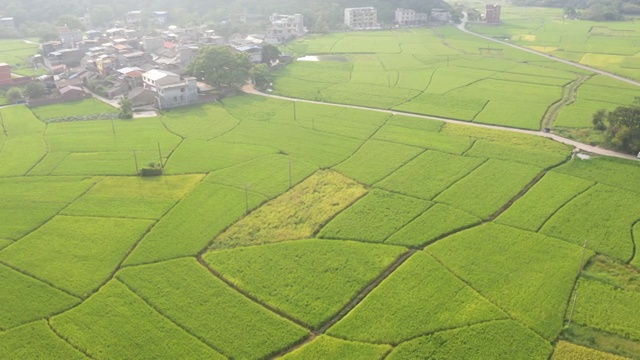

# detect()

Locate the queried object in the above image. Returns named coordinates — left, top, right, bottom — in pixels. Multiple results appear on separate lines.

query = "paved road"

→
left=457, top=16, right=640, bottom=87
left=243, top=85, right=638, bottom=161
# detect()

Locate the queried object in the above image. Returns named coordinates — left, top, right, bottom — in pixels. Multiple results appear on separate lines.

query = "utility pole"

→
left=244, top=183, right=249, bottom=214
left=133, top=150, right=139, bottom=174
left=157, top=142, right=163, bottom=168
left=0, top=112, right=5, bottom=136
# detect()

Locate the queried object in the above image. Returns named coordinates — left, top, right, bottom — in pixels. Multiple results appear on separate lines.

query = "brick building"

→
left=486, top=4, right=502, bottom=24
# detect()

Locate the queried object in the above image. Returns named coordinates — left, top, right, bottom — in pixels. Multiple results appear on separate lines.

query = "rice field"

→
left=1, top=41, right=639, bottom=358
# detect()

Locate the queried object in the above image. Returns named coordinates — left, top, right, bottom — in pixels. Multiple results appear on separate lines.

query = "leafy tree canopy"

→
left=187, top=46, right=253, bottom=89
left=593, top=98, right=640, bottom=154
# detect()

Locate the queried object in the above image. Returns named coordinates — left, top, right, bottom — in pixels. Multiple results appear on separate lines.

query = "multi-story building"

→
left=126, top=11, right=142, bottom=26
left=266, top=13, right=306, bottom=43
left=142, top=69, right=198, bottom=109
left=0, top=17, right=15, bottom=29
left=395, top=8, right=428, bottom=26
left=486, top=4, right=502, bottom=24
left=344, top=7, right=378, bottom=30
left=58, top=26, right=83, bottom=49
left=430, top=9, right=451, bottom=23
left=152, top=11, right=169, bottom=25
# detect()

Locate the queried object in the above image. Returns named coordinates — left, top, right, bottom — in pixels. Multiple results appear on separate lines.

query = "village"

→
left=0, top=5, right=489, bottom=112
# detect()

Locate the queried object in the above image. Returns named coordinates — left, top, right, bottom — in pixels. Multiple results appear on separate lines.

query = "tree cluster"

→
left=593, top=98, right=640, bottom=154
left=186, top=45, right=278, bottom=91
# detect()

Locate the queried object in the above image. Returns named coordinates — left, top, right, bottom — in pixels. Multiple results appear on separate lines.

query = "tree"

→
left=251, top=64, right=272, bottom=90
left=593, top=97, right=640, bottom=154
left=22, top=81, right=47, bottom=99
left=261, top=44, right=281, bottom=64
left=118, top=97, right=133, bottom=119
left=187, top=46, right=253, bottom=89
left=5, top=87, right=23, bottom=103
left=56, top=15, right=85, bottom=31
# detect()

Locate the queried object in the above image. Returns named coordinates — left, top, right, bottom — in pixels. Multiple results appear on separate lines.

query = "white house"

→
left=395, top=8, right=428, bottom=26
left=141, top=69, right=198, bottom=109
left=266, top=13, right=306, bottom=43
left=344, top=7, right=378, bottom=30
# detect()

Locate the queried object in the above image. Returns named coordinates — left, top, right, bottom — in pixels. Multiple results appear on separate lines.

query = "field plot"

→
left=376, top=150, right=485, bottom=199
left=387, top=320, right=553, bottom=360
left=164, top=139, right=277, bottom=174
left=496, top=172, right=594, bottom=232
left=46, top=118, right=181, bottom=153
left=118, top=258, right=307, bottom=359
left=540, top=184, right=640, bottom=261
left=216, top=118, right=363, bottom=167
left=333, top=140, right=422, bottom=185
left=280, top=335, right=391, bottom=360
left=50, top=280, right=224, bottom=359
left=124, top=182, right=266, bottom=266
left=327, top=251, right=507, bottom=343
left=552, top=341, right=629, bottom=360
left=0, top=264, right=79, bottom=329
left=273, top=27, right=582, bottom=129
left=0, top=216, right=153, bottom=297
left=553, top=157, right=640, bottom=194
left=62, top=175, right=203, bottom=220
left=161, top=103, right=239, bottom=140
left=204, top=240, right=406, bottom=328
left=286, top=104, right=390, bottom=141
left=571, top=278, right=640, bottom=341
left=211, top=170, right=366, bottom=249
left=372, top=124, right=472, bottom=154
left=30, top=99, right=117, bottom=120
left=318, top=189, right=431, bottom=243
left=0, top=321, right=85, bottom=359
left=434, top=159, right=541, bottom=219
left=0, top=106, right=46, bottom=176
left=385, top=204, right=481, bottom=248
left=426, top=223, right=587, bottom=340
left=0, top=39, right=40, bottom=74
left=465, top=138, right=569, bottom=169
left=0, top=176, right=96, bottom=240
left=205, top=154, right=318, bottom=199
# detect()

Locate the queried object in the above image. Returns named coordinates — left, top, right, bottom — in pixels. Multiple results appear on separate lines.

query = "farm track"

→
left=243, top=85, right=638, bottom=162
left=458, top=17, right=640, bottom=88
left=540, top=75, right=591, bottom=129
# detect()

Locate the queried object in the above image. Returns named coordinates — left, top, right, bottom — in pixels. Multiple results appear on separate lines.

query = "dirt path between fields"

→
left=242, top=85, right=638, bottom=161
left=457, top=16, right=640, bottom=88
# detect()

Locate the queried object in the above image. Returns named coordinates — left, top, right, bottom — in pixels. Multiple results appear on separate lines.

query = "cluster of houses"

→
left=23, top=10, right=307, bottom=110
left=344, top=7, right=452, bottom=30
left=5, top=6, right=468, bottom=110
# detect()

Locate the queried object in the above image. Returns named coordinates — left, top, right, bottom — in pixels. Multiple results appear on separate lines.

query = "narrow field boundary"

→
left=46, top=319, right=96, bottom=360
left=118, top=278, right=230, bottom=358
left=540, top=75, right=592, bottom=129
left=425, top=252, right=549, bottom=343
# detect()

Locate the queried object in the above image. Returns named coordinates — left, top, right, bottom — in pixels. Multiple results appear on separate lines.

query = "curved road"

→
left=243, top=85, right=638, bottom=161
left=457, top=15, right=640, bottom=87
